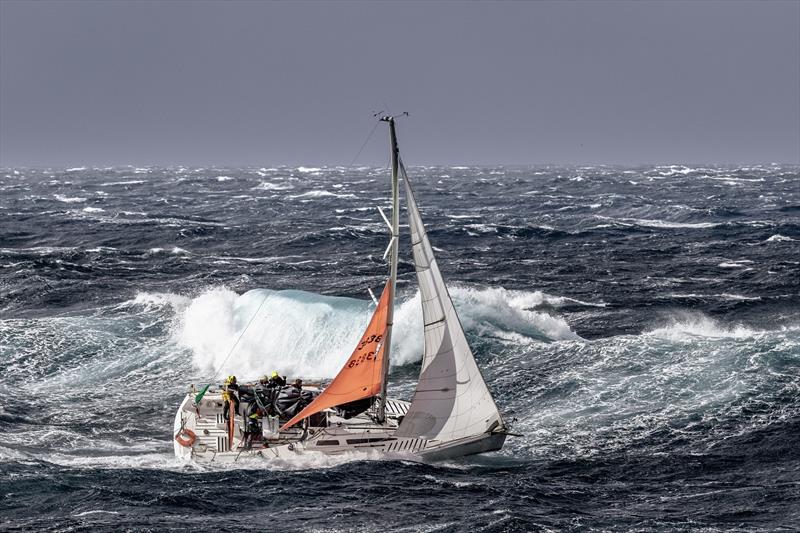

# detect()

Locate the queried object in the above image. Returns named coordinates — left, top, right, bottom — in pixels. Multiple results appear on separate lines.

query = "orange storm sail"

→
left=280, top=280, right=393, bottom=430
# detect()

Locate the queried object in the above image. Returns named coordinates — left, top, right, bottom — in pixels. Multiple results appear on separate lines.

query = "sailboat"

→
left=173, top=116, right=508, bottom=462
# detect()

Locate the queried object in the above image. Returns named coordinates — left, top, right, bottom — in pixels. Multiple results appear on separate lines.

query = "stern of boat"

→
left=173, top=393, right=196, bottom=461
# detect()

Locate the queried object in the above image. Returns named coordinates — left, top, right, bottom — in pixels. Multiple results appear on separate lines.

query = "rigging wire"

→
left=349, top=120, right=381, bottom=167
left=210, top=291, right=272, bottom=381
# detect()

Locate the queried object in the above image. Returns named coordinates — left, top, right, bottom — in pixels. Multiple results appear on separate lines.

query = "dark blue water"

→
left=1, top=164, right=799, bottom=531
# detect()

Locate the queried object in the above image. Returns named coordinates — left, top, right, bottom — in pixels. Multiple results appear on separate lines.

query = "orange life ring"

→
left=175, top=428, right=197, bottom=448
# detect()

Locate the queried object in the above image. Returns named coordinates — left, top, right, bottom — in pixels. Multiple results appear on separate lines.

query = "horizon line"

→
left=2, top=161, right=799, bottom=171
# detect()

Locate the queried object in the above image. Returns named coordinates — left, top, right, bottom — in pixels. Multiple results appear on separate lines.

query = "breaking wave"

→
left=507, top=310, right=800, bottom=459
left=170, top=284, right=581, bottom=380
left=646, top=311, right=765, bottom=340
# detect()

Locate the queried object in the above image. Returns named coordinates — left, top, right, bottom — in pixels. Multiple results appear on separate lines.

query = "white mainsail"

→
left=396, top=161, right=505, bottom=441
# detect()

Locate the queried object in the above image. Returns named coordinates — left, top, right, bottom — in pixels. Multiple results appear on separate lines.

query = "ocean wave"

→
left=655, top=165, right=699, bottom=176
left=54, top=194, right=87, bottom=203
left=252, top=181, right=293, bottom=191
left=114, top=291, right=192, bottom=312
left=595, top=215, right=721, bottom=229
left=147, top=246, right=190, bottom=255
left=667, top=293, right=761, bottom=302
left=765, top=234, right=796, bottom=243
left=718, top=261, right=753, bottom=268
left=507, top=311, right=800, bottom=460
left=646, top=312, right=762, bottom=340
left=289, top=190, right=357, bottom=199
left=98, top=180, right=146, bottom=186
left=0, top=246, right=79, bottom=256
left=170, top=284, right=580, bottom=380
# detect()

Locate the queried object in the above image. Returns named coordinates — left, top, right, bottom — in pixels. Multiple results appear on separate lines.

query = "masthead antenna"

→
left=379, top=112, right=409, bottom=122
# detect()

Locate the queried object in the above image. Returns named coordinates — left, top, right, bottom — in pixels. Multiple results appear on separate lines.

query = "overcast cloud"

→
left=1, top=0, right=798, bottom=167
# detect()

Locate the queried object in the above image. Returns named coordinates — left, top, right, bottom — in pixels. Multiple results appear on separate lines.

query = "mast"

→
left=377, top=115, right=400, bottom=423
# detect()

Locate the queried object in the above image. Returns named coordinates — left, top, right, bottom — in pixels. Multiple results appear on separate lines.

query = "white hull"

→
left=173, top=389, right=506, bottom=463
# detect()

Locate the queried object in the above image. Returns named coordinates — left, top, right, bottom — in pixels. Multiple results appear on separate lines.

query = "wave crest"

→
left=647, top=311, right=761, bottom=340
left=172, top=284, right=580, bottom=380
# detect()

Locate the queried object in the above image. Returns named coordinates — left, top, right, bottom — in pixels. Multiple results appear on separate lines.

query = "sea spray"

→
left=171, top=285, right=582, bottom=379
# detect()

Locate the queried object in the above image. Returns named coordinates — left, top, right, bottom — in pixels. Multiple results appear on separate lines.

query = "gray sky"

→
left=1, top=0, right=798, bottom=167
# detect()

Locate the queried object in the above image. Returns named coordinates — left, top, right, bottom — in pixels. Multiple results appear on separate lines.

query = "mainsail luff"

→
left=396, top=161, right=505, bottom=441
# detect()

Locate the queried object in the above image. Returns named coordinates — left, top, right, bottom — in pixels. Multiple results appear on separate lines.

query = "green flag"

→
left=194, top=383, right=211, bottom=404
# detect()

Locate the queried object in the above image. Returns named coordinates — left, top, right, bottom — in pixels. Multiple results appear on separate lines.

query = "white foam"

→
left=40, top=446, right=393, bottom=472
left=766, top=234, right=796, bottom=243
left=464, top=223, right=497, bottom=234
left=706, top=176, right=765, bottom=183
left=74, top=511, right=120, bottom=517
left=146, top=246, right=189, bottom=255
left=667, top=293, right=761, bottom=301
left=54, top=194, right=87, bottom=203
left=176, top=288, right=365, bottom=379
left=626, top=218, right=719, bottom=229
left=82, top=207, right=105, bottom=213
left=289, top=190, right=356, bottom=199
left=174, top=285, right=581, bottom=379
left=0, top=246, right=76, bottom=255
left=99, top=180, right=146, bottom=186
left=126, top=291, right=192, bottom=311
left=718, top=261, right=751, bottom=268
left=656, top=165, right=698, bottom=176
left=719, top=293, right=761, bottom=301
left=252, top=181, right=293, bottom=191
left=447, top=286, right=583, bottom=342
left=648, top=312, right=760, bottom=340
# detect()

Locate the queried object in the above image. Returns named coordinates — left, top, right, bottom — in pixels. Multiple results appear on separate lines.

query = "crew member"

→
left=243, top=404, right=264, bottom=449
left=268, top=371, right=286, bottom=387
left=221, top=375, right=240, bottom=421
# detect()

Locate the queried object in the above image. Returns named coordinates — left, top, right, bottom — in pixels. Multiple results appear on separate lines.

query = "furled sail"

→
left=396, top=163, right=504, bottom=441
left=280, top=280, right=392, bottom=430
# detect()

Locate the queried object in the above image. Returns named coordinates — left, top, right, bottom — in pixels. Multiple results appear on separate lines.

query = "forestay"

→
left=396, top=162, right=504, bottom=441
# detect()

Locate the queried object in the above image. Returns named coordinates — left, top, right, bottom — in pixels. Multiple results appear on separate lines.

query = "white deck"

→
left=173, top=387, right=505, bottom=463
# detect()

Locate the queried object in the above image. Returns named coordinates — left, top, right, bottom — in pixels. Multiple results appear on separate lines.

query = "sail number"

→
left=348, top=334, right=383, bottom=367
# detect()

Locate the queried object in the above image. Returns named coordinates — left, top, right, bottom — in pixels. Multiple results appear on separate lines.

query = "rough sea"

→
left=1, top=163, right=798, bottom=532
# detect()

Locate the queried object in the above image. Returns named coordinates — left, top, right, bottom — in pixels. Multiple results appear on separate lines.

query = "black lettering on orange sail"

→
left=359, top=335, right=383, bottom=350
